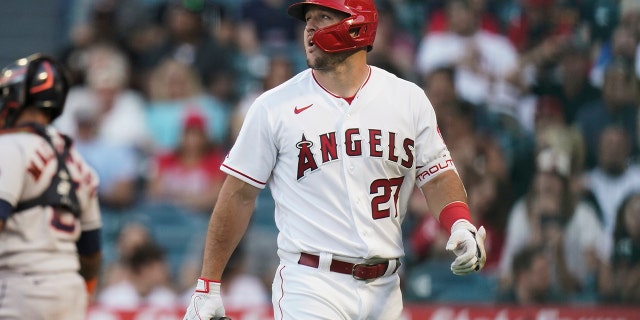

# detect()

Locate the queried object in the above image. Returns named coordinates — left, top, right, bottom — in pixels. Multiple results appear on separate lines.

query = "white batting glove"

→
left=184, top=278, right=226, bottom=320
left=445, top=219, right=487, bottom=275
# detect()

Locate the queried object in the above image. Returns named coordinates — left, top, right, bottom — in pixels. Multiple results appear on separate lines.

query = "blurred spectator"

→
left=424, top=0, right=501, bottom=35
left=610, top=191, right=640, bottom=304
left=98, top=242, right=177, bottom=310
left=415, top=0, right=518, bottom=110
left=532, top=99, right=587, bottom=169
left=143, top=0, right=235, bottom=94
left=504, top=0, right=587, bottom=126
left=58, top=0, right=132, bottom=86
left=202, top=4, right=245, bottom=105
left=231, top=18, right=266, bottom=94
left=431, top=96, right=508, bottom=186
left=368, top=2, right=417, bottom=81
left=232, top=0, right=299, bottom=99
left=421, top=66, right=457, bottom=115
left=238, top=0, right=299, bottom=50
left=583, top=126, right=640, bottom=257
left=101, top=222, right=154, bottom=288
left=528, top=43, right=601, bottom=126
left=121, top=3, right=170, bottom=91
left=535, top=123, right=586, bottom=198
left=585, top=0, right=620, bottom=45
left=145, top=111, right=226, bottom=213
left=505, top=0, right=576, bottom=54
left=531, top=96, right=568, bottom=134
left=497, top=245, right=565, bottom=304
left=73, top=107, right=139, bottom=210
left=54, top=44, right=151, bottom=151
left=145, top=58, right=229, bottom=151
left=498, top=148, right=609, bottom=301
left=620, top=0, right=640, bottom=33
left=590, top=25, right=639, bottom=88
left=575, top=59, right=640, bottom=169
left=618, top=0, right=640, bottom=82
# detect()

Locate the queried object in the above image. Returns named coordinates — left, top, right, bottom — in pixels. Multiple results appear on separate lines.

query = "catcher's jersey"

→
left=0, top=126, right=101, bottom=274
left=222, top=66, right=455, bottom=259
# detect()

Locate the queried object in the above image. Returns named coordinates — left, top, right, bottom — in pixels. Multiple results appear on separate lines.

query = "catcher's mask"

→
left=0, top=53, right=69, bottom=128
left=287, top=0, right=378, bottom=53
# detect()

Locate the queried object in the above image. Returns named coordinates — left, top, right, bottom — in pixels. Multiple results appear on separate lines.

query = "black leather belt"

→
left=298, top=253, right=400, bottom=280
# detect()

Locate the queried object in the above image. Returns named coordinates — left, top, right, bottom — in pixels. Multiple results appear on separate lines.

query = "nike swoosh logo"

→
left=294, top=104, right=313, bottom=114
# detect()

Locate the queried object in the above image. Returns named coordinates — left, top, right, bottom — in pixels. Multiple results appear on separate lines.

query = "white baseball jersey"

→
left=0, top=126, right=101, bottom=274
left=222, top=66, right=455, bottom=260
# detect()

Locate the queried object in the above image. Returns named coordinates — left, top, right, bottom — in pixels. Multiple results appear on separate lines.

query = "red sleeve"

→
left=506, top=16, right=529, bottom=52
left=480, top=14, right=501, bottom=34
left=204, top=151, right=227, bottom=181
left=478, top=224, right=504, bottom=272
left=426, top=10, right=448, bottom=33
left=410, top=214, right=447, bottom=261
left=149, top=153, right=176, bottom=178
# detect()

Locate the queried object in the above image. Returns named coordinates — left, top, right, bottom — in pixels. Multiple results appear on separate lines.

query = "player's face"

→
left=303, top=6, right=351, bottom=70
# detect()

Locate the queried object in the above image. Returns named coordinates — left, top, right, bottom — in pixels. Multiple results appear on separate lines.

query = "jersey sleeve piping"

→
left=220, top=164, right=267, bottom=189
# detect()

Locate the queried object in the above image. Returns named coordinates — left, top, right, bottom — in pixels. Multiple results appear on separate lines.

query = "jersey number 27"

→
left=370, top=177, right=404, bottom=220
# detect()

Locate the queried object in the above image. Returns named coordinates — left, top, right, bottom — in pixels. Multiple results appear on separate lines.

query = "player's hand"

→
left=445, top=220, right=486, bottom=275
left=183, top=278, right=226, bottom=320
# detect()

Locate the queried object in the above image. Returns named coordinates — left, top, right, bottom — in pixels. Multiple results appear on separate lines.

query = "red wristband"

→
left=439, top=201, right=472, bottom=233
left=196, top=278, right=221, bottom=293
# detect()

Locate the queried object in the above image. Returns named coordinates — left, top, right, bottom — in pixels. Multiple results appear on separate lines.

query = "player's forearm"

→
left=420, top=170, right=468, bottom=220
left=79, top=252, right=102, bottom=280
left=200, top=176, right=259, bottom=281
left=0, top=199, right=13, bottom=232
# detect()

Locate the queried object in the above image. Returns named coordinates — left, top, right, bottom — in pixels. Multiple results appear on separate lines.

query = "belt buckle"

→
left=351, top=262, right=374, bottom=280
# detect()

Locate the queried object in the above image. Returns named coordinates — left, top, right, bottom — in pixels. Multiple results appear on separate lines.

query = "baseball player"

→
left=0, top=54, right=102, bottom=320
left=184, top=1, right=487, bottom=319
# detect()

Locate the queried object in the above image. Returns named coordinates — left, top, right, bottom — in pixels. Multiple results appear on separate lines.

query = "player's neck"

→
left=15, top=109, right=50, bottom=127
left=313, top=54, right=370, bottom=98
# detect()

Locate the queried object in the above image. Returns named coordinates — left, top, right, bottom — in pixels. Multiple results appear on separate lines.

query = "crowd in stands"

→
left=48, top=0, right=640, bottom=311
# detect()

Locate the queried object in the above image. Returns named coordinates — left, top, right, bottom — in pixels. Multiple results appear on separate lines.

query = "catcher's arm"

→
left=77, top=228, right=102, bottom=294
left=0, top=199, right=13, bottom=232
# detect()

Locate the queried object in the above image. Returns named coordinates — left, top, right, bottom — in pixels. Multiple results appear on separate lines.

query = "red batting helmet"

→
left=0, top=53, right=69, bottom=128
left=287, top=0, right=378, bottom=53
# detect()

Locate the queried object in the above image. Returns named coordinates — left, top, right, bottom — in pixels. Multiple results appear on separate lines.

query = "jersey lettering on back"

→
left=10, top=124, right=82, bottom=217
left=26, top=148, right=55, bottom=181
